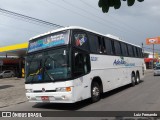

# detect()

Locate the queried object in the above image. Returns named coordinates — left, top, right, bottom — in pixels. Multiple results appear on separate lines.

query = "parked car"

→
left=0, top=70, right=15, bottom=79
left=154, top=66, right=160, bottom=76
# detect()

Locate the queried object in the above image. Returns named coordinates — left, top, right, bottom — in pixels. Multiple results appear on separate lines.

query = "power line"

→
left=0, top=8, right=64, bottom=28
left=44, top=0, right=106, bottom=27
left=79, top=0, right=137, bottom=30
left=62, top=0, right=114, bottom=25
left=0, top=13, right=51, bottom=29
left=0, top=22, right=39, bottom=33
left=79, top=0, right=147, bottom=36
left=51, top=0, right=145, bottom=40
left=44, top=0, right=124, bottom=35
left=62, top=0, right=135, bottom=34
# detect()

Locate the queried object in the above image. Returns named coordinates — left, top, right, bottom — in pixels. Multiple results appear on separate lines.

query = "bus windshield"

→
left=25, top=47, right=71, bottom=83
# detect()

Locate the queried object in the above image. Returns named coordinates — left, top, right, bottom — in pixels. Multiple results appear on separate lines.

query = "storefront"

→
left=0, top=42, right=28, bottom=78
left=144, top=58, right=158, bottom=69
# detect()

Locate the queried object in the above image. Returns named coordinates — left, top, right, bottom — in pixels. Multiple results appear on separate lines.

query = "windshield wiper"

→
left=26, top=58, right=43, bottom=83
left=43, top=56, right=55, bottom=81
left=43, top=68, right=54, bottom=81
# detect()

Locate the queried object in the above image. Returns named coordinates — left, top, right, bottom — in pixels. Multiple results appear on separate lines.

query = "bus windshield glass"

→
left=25, top=47, right=71, bottom=83
left=28, top=30, right=69, bottom=53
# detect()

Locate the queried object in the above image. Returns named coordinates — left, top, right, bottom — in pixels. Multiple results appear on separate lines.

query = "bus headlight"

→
left=26, top=89, right=33, bottom=93
left=56, top=87, right=71, bottom=92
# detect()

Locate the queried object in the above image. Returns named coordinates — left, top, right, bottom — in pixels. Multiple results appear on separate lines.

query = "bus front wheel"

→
left=91, top=82, right=100, bottom=102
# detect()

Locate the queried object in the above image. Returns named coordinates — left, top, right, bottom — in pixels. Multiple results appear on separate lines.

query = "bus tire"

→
left=91, top=82, right=100, bottom=102
left=131, top=74, right=136, bottom=87
left=135, top=72, right=140, bottom=85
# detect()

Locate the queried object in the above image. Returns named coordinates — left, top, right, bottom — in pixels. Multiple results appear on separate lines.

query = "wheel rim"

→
left=132, top=76, right=135, bottom=83
left=136, top=76, right=139, bottom=83
left=92, top=86, right=100, bottom=98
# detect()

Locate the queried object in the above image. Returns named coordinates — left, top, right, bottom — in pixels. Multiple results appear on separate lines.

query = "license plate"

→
left=41, top=96, right=49, bottom=101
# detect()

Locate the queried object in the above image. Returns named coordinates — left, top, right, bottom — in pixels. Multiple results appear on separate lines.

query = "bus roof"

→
left=29, top=26, right=141, bottom=48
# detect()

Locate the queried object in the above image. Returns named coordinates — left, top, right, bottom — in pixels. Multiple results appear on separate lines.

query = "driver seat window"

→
left=73, top=51, right=90, bottom=77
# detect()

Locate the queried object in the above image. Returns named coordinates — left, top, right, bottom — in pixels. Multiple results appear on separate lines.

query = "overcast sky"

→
left=0, top=0, right=160, bottom=52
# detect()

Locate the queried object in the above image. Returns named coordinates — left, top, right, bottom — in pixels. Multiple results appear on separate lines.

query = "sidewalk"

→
left=145, top=69, right=153, bottom=74
left=0, top=77, right=27, bottom=108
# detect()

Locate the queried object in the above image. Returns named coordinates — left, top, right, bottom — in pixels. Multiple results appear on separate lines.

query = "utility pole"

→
left=153, top=44, right=155, bottom=69
left=146, top=37, right=160, bottom=69
left=142, top=43, right=144, bottom=57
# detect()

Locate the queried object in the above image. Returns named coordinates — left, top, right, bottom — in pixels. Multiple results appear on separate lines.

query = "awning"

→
left=0, top=42, right=28, bottom=57
left=144, top=58, right=158, bottom=62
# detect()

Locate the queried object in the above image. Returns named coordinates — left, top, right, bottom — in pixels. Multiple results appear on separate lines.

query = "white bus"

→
left=25, top=26, right=144, bottom=103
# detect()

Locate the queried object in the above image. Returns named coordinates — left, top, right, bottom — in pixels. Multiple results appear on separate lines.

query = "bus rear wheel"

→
left=91, top=82, right=100, bottom=102
left=135, top=73, right=140, bottom=85
left=131, top=74, right=136, bottom=87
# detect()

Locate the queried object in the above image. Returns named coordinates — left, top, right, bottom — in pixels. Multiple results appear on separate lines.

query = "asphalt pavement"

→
left=0, top=77, right=27, bottom=108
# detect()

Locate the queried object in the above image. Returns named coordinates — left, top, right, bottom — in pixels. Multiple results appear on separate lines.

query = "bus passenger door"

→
left=72, top=49, right=91, bottom=100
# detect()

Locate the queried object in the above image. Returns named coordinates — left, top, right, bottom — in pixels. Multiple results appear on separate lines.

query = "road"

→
left=0, top=72, right=160, bottom=120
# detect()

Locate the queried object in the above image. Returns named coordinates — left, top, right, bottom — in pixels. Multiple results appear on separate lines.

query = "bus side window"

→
left=121, top=43, right=128, bottom=57
left=88, top=34, right=100, bottom=54
left=132, top=46, right=135, bottom=57
left=137, top=48, right=143, bottom=58
left=102, top=38, right=107, bottom=54
left=111, top=40, right=116, bottom=55
left=104, top=37, right=114, bottom=55
left=133, top=46, right=138, bottom=57
left=136, top=47, right=139, bottom=58
left=128, top=45, right=134, bottom=57
left=73, top=50, right=91, bottom=77
left=114, top=41, right=122, bottom=56
left=137, top=47, right=141, bottom=58
left=97, top=36, right=103, bottom=53
left=140, top=48, right=143, bottom=58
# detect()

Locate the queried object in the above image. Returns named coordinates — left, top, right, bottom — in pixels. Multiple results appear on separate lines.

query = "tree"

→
left=98, top=0, right=144, bottom=13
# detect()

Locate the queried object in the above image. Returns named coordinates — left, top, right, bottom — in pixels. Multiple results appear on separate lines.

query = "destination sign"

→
left=28, top=31, right=69, bottom=53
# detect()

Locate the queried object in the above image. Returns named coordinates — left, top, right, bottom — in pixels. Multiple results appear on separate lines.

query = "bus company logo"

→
left=113, top=57, right=135, bottom=67
left=113, top=59, right=126, bottom=66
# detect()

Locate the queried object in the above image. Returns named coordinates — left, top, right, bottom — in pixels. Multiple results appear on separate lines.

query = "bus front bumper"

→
left=26, top=92, right=75, bottom=103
